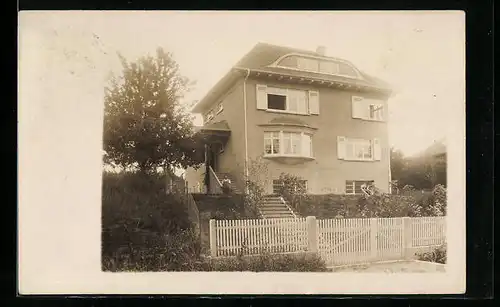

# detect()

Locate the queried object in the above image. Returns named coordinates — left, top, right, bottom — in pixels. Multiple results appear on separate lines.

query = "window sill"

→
left=340, top=158, right=377, bottom=162
left=352, top=117, right=385, bottom=123
left=264, top=155, right=315, bottom=165
left=263, top=109, right=311, bottom=116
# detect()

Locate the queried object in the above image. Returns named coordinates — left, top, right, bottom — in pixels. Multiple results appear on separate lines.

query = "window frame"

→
left=345, top=138, right=374, bottom=161
left=263, top=131, right=313, bottom=158
left=345, top=180, right=375, bottom=195
left=265, top=87, right=309, bottom=115
left=271, top=53, right=363, bottom=80
left=352, top=96, right=386, bottom=122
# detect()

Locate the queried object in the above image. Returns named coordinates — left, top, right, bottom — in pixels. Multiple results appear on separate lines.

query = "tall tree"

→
left=103, top=47, right=204, bottom=173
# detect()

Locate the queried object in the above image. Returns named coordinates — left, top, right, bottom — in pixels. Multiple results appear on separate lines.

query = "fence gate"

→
left=317, top=218, right=405, bottom=267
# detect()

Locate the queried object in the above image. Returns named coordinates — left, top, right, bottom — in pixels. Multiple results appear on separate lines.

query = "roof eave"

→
left=234, top=67, right=392, bottom=95
left=191, top=69, right=242, bottom=113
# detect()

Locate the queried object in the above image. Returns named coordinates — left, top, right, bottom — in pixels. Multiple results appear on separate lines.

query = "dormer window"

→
left=273, top=53, right=361, bottom=79
left=297, top=57, right=319, bottom=72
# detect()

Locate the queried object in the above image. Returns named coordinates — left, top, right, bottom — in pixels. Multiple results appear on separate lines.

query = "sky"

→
left=19, top=11, right=464, bottom=156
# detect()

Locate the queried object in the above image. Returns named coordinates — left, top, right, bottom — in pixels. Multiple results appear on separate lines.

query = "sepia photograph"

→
left=18, top=10, right=466, bottom=294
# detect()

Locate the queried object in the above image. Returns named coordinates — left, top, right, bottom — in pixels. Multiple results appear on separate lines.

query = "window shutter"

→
left=256, top=84, right=268, bottom=110
left=302, top=134, right=312, bottom=157
left=352, top=96, right=365, bottom=119
left=308, top=90, right=320, bottom=115
left=373, top=138, right=381, bottom=161
left=337, top=136, right=346, bottom=159
left=377, top=104, right=385, bottom=121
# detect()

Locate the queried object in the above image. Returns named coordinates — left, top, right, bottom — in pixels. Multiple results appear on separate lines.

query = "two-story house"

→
left=185, top=42, right=392, bottom=196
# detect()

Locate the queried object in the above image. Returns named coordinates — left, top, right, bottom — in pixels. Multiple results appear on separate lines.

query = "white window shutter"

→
left=378, top=104, right=385, bottom=121
left=308, top=90, right=320, bottom=115
left=337, top=136, right=346, bottom=159
left=373, top=138, right=381, bottom=161
left=256, top=84, right=268, bottom=110
left=302, top=134, right=312, bottom=157
left=352, top=96, right=364, bottom=119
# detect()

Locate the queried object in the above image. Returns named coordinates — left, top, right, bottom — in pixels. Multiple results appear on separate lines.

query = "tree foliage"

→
left=103, top=47, right=204, bottom=173
left=390, top=147, right=446, bottom=191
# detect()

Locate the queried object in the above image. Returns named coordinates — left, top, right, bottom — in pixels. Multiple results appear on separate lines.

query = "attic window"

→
left=275, top=54, right=360, bottom=79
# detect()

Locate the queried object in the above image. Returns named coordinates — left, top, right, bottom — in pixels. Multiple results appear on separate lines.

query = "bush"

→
left=417, top=184, right=447, bottom=216
left=243, top=180, right=264, bottom=218
left=355, top=193, right=422, bottom=218
left=102, top=229, right=203, bottom=271
left=416, top=244, right=447, bottom=264
left=274, top=173, right=307, bottom=211
left=192, top=194, right=258, bottom=219
left=198, top=252, right=328, bottom=272
left=102, top=171, right=199, bottom=271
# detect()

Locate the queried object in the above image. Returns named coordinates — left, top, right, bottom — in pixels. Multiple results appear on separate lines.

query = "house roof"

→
left=192, top=42, right=391, bottom=113
left=234, top=43, right=390, bottom=89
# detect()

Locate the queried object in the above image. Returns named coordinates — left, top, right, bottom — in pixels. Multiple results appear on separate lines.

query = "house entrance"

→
left=207, top=143, right=223, bottom=172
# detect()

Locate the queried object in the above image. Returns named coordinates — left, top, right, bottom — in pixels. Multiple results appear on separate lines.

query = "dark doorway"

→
left=208, top=144, right=219, bottom=172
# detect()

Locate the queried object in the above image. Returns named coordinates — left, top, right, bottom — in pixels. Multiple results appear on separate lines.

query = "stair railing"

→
left=279, top=196, right=297, bottom=219
left=208, top=166, right=223, bottom=194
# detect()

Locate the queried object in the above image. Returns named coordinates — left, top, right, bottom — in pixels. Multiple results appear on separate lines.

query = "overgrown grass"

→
left=198, top=252, right=328, bottom=272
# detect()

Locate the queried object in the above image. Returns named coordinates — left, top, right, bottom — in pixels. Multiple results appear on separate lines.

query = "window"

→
left=339, top=63, right=358, bottom=78
left=264, top=131, right=313, bottom=158
left=267, top=94, right=287, bottom=111
left=267, top=87, right=307, bottom=114
left=345, top=180, right=374, bottom=195
left=276, top=55, right=360, bottom=79
left=319, top=61, right=339, bottom=75
left=257, top=85, right=313, bottom=115
left=205, top=111, right=214, bottom=123
left=297, top=57, right=319, bottom=72
left=264, top=132, right=280, bottom=155
left=216, top=102, right=223, bottom=114
left=272, top=179, right=307, bottom=194
left=352, top=96, right=385, bottom=121
left=369, top=104, right=384, bottom=121
left=338, top=137, right=381, bottom=161
left=346, top=139, right=373, bottom=160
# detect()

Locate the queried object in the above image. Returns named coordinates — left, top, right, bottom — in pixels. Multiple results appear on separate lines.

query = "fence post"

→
left=402, top=217, right=412, bottom=259
left=209, top=219, right=217, bottom=257
left=306, top=216, right=318, bottom=253
left=370, top=218, right=378, bottom=259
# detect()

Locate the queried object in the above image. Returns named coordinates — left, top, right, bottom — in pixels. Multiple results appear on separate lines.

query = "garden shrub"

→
left=102, top=171, right=199, bottom=271
left=417, top=184, right=447, bottom=216
left=198, top=252, right=328, bottom=272
left=102, top=228, right=203, bottom=272
left=416, top=243, right=447, bottom=264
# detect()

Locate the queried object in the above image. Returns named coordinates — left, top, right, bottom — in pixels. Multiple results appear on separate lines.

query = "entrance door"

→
left=208, top=145, right=219, bottom=172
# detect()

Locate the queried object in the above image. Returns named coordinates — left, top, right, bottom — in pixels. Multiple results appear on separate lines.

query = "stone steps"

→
left=258, top=195, right=296, bottom=219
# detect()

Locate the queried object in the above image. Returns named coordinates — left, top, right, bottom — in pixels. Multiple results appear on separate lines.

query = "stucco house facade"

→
left=185, top=43, right=393, bottom=195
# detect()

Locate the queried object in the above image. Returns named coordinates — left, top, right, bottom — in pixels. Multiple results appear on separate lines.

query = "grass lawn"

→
left=330, top=260, right=445, bottom=273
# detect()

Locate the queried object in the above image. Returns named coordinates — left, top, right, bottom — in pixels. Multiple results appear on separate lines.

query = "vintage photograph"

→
left=100, top=12, right=455, bottom=273
left=18, top=10, right=465, bottom=294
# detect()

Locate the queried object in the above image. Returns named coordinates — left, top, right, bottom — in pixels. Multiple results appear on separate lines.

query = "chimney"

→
left=316, top=46, right=326, bottom=56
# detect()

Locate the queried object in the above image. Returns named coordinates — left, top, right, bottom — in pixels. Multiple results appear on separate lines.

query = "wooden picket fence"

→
left=209, top=216, right=446, bottom=266
left=209, top=218, right=308, bottom=256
